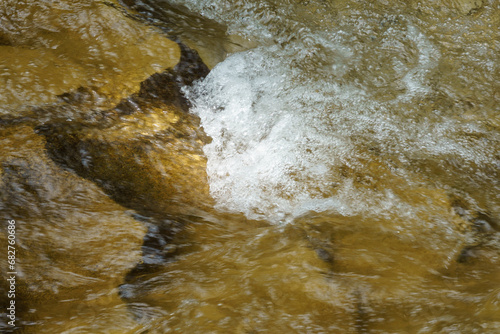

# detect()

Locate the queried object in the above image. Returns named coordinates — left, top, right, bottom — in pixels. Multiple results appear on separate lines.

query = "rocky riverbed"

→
left=1, top=0, right=499, bottom=333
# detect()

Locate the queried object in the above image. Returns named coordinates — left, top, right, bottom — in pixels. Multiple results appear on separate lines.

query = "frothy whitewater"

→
left=181, top=0, right=499, bottom=223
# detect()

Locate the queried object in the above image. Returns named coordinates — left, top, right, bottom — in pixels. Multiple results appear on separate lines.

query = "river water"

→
left=1, top=0, right=499, bottom=333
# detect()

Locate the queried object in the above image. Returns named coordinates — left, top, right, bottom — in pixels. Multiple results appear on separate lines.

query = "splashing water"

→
left=182, top=0, right=499, bottom=224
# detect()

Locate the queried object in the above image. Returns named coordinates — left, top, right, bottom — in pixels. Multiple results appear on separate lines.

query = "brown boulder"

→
left=0, top=125, right=146, bottom=333
left=0, top=0, right=180, bottom=110
left=38, top=45, right=213, bottom=220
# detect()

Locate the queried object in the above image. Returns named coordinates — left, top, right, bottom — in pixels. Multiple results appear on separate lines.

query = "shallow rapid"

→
left=182, top=0, right=499, bottom=225
left=0, top=0, right=499, bottom=333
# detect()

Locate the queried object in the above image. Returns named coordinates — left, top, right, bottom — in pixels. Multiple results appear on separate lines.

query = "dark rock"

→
left=115, top=43, right=210, bottom=113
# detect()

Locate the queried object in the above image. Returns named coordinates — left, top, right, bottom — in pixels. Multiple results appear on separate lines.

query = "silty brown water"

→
left=0, top=0, right=499, bottom=333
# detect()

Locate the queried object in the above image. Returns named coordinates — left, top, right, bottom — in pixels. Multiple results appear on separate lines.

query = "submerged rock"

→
left=119, top=0, right=249, bottom=68
left=0, top=2, right=214, bottom=330
left=38, top=44, right=212, bottom=219
left=0, top=125, right=146, bottom=333
left=0, top=0, right=180, bottom=111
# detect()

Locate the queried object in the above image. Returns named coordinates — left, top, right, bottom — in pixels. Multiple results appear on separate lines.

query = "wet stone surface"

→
left=0, top=125, right=146, bottom=333
left=37, top=44, right=212, bottom=220
left=0, top=0, right=499, bottom=333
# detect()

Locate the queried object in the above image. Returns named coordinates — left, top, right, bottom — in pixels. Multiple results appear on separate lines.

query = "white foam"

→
left=181, top=0, right=499, bottom=223
left=186, top=47, right=414, bottom=223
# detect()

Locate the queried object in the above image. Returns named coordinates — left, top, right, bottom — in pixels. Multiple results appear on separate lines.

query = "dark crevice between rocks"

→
left=128, top=212, right=186, bottom=267
left=35, top=42, right=212, bottom=311
left=114, top=43, right=209, bottom=115
left=0, top=41, right=210, bottom=128
left=118, top=213, right=202, bottom=318
left=36, top=42, right=210, bottom=206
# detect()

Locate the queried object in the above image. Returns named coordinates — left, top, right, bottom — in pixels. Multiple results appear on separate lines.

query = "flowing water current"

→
left=0, top=0, right=499, bottom=333
left=182, top=0, right=499, bottom=224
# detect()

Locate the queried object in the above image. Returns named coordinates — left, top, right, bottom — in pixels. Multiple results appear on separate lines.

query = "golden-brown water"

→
left=0, top=0, right=499, bottom=333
